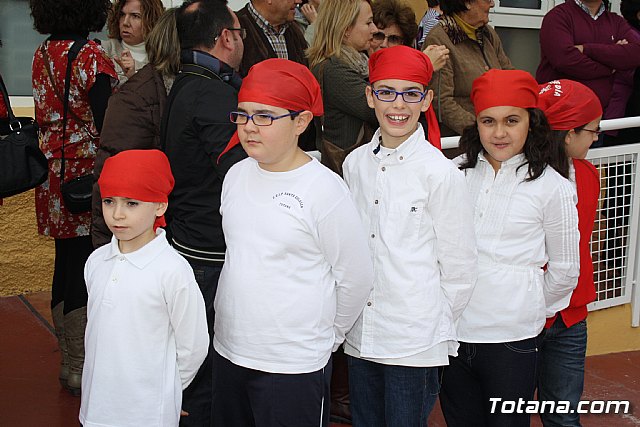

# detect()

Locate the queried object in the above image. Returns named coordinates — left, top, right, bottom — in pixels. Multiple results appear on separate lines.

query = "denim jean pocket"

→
left=503, top=338, right=538, bottom=354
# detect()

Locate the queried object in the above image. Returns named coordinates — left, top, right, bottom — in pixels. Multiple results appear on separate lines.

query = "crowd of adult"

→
left=14, top=0, right=640, bottom=425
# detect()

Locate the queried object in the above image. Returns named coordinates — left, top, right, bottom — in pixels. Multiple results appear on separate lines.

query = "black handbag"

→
left=52, top=38, right=93, bottom=214
left=0, top=75, right=48, bottom=198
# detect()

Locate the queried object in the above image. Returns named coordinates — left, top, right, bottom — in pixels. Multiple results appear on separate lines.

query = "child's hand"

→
left=180, top=409, right=189, bottom=417
left=114, top=49, right=136, bottom=79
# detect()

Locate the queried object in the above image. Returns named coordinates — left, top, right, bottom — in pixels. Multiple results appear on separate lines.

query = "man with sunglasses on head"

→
left=160, top=0, right=246, bottom=425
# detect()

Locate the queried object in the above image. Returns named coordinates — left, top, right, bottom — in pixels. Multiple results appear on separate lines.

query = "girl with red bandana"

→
left=537, top=79, right=603, bottom=427
left=440, top=69, right=580, bottom=427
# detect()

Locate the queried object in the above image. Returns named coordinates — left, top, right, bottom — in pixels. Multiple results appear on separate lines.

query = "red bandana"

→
left=219, top=59, right=323, bottom=160
left=368, top=45, right=441, bottom=149
left=98, top=149, right=174, bottom=230
left=471, top=69, right=539, bottom=115
left=538, top=80, right=602, bottom=131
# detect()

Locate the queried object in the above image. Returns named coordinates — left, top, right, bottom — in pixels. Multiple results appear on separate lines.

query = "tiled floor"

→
left=1, top=292, right=639, bottom=426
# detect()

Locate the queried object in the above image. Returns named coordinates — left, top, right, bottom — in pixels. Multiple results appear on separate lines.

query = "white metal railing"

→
left=441, top=116, right=640, bottom=327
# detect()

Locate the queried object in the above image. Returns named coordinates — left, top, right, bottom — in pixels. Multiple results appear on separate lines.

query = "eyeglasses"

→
left=580, top=127, right=602, bottom=136
left=372, top=32, right=404, bottom=46
left=371, top=88, right=427, bottom=103
left=230, top=110, right=303, bottom=126
left=226, top=27, right=247, bottom=40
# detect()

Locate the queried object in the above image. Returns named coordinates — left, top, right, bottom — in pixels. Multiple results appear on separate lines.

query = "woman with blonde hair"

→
left=307, top=0, right=379, bottom=173
left=102, top=0, right=165, bottom=85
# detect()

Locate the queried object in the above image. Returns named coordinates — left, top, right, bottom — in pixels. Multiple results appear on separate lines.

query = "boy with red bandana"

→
left=81, top=150, right=208, bottom=427
left=342, top=45, right=477, bottom=425
left=212, top=59, right=373, bottom=427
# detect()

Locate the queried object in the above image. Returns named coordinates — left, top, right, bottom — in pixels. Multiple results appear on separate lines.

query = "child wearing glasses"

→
left=212, top=58, right=374, bottom=427
left=536, top=79, right=602, bottom=427
left=342, top=45, right=478, bottom=425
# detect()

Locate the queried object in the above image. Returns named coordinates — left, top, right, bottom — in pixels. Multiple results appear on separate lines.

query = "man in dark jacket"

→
left=236, top=0, right=308, bottom=77
left=160, top=1, right=246, bottom=425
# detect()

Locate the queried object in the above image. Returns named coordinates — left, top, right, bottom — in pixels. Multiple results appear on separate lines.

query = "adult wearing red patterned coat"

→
left=29, top=0, right=117, bottom=396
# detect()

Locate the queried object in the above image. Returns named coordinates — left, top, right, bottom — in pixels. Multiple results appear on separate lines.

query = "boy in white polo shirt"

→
left=80, top=149, right=208, bottom=427
left=342, top=45, right=478, bottom=426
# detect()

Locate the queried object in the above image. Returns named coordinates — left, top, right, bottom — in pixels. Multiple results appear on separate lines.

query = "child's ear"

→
left=294, top=111, right=314, bottom=136
left=365, top=86, right=376, bottom=109
left=155, top=202, right=168, bottom=217
left=421, top=89, right=434, bottom=113
left=565, top=129, right=576, bottom=146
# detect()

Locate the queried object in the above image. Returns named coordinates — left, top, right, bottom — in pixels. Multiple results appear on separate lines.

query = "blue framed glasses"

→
left=371, top=88, right=427, bottom=103
left=229, top=110, right=303, bottom=126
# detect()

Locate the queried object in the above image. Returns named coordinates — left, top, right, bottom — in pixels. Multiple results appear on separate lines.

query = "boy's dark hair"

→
left=30, top=0, right=111, bottom=34
left=621, top=0, right=640, bottom=29
left=373, top=0, right=418, bottom=47
left=176, top=0, right=233, bottom=51
left=107, top=0, right=166, bottom=40
left=427, top=0, right=440, bottom=7
left=439, top=0, right=471, bottom=16
left=458, top=108, right=570, bottom=181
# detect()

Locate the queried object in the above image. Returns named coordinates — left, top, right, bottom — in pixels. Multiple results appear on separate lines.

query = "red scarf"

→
left=546, top=159, right=599, bottom=328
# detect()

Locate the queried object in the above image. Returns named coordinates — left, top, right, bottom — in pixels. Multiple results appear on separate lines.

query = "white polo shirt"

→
left=81, top=229, right=209, bottom=427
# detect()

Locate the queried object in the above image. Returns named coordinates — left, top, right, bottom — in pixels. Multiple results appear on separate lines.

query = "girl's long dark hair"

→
left=458, top=108, right=569, bottom=181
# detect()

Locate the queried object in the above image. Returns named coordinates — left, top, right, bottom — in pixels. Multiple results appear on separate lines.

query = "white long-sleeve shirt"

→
left=81, top=229, right=209, bottom=427
left=214, top=157, right=374, bottom=374
left=342, top=126, right=478, bottom=361
left=456, top=153, right=580, bottom=343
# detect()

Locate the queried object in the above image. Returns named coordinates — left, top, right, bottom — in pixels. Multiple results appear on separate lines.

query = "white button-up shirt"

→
left=456, top=153, right=580, bottom=343
left=81, top=229, right=209, bottom=427
left=343, top=126, right=478, bottom=360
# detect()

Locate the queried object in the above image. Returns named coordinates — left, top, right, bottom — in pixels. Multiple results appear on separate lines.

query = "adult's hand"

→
left=114, top=49, right=135, bottom=79
left=301, top=3, right=318, bottom=24
left=423, top=44, right=450, bottom=71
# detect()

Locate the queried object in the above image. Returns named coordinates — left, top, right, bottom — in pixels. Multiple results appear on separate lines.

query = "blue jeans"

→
left=180, top=262, right=222, bottom=427
left=347, top=356, right=440, bottom=427
left=538, top=317, right=587, bottom=427
left=440, top=338, right=539, bottom=427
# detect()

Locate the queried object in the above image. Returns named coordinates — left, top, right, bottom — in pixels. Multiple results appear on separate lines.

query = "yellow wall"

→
left=1, top=106, right=54, bottom=297
left=587, top=305, right=640, bottom=356
left=406, top=0, right=428, bottom=20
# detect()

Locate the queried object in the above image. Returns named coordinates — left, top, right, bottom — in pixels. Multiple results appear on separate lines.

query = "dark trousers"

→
left=347, top=356, right=440, bottom=427
left=212, top=350, right=332, bottom=427
left=179, top=262, right=221, bottom=427
left=440, top=338, right=539, bottom=427
left=538, top=317, right=587, bottom=427
left=51, top=236, right=92, bottom=313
